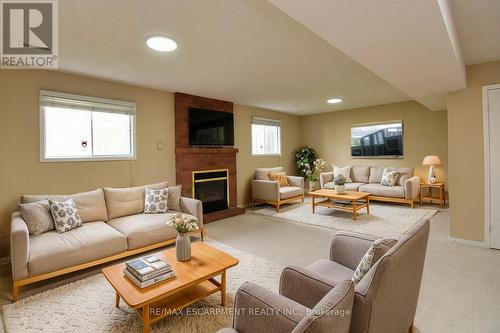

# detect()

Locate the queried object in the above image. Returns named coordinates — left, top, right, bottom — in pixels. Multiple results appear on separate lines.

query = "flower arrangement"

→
left=167, top=213, right=199, bottom=234
left=305, top=158, right=327, bottom=182
left=334, top=175, right=347, bottom=186
left=294, top=147, right=317, bottom=178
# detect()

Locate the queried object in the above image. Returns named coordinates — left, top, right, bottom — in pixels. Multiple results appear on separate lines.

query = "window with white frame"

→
left=251, top=117, right=281, bottom=156
left=40, top=91, right=136, bottom=161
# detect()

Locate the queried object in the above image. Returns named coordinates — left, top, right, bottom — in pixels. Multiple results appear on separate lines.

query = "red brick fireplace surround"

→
left=175, top=92, right=245, bottom=223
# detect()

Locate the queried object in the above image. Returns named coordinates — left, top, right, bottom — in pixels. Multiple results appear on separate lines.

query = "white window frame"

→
left=39, top=90, right=137, bottom=162
left=251, top=116, right=282, bottom=156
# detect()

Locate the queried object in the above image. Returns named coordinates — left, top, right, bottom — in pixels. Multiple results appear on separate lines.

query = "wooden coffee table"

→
left=102, top=242, right=239, bottom=333
left=309, top=189, right=371, bottom=220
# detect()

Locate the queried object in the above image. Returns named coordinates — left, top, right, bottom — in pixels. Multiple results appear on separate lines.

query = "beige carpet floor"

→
left=2, top=240, right=283, bottom=333
left=250, top=201, right=437, bottom=239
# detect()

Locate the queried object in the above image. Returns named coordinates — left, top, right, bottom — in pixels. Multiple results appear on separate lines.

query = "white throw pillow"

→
left=49, top=199, right=83, bottom=233
left=144, top=187, right=169, bottom=214
left=333, top=165, right=352, bottom=183
left=352, top=239, right=397, bottom=284
left=380, top=168, right=400, bottom=187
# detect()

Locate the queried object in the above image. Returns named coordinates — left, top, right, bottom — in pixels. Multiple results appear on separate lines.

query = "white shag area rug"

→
left=2, top=240, right=284, bottom=333
left=251, top=202, right=437, bottom=239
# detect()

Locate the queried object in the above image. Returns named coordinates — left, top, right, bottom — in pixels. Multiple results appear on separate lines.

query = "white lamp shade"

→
left=423, top=155, right=441, bottom=166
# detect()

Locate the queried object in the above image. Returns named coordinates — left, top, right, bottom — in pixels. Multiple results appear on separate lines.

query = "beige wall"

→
left=0, top=70, right=177, bottom=256
left=447, top=61, right=500, bottom=241
left=300, top=101, right=448, bottom=188
left=0, top=70, right=301, bottom=256
left=234, top=105, right=302, bottom=205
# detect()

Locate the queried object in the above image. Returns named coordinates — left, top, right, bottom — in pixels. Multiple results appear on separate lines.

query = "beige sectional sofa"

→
left=320, top=166, right=420, bottom=207
left=10, top=181, right=203, bottom=301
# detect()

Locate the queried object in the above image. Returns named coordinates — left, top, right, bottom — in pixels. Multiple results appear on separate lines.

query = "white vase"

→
left=335, top=184, right=345, bottom=194
left=176, top=233, right=191, bottom=261
left=309, top=181, right=318, bottom=191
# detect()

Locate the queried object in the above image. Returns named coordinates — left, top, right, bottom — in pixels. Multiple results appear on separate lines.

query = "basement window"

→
left=251, top=117, right=281, bottom=156
left=39, top=90, right=136, bottom=162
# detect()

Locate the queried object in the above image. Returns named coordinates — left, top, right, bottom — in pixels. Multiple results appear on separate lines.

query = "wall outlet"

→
left=156, top=141, right=164, bottom=151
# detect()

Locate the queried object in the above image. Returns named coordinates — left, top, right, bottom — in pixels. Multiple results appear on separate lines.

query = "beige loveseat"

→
left=320, top=166, right=420, bottom=207
left=252, top=167, right=305, bottom=212
left=10, top=181, right=203, bottom=301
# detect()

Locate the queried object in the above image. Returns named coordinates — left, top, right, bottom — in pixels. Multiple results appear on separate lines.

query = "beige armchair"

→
left=217, top=279, right=355, bottom=333
left=280, top=220, right=430, bottom=333
left=252, top=167, right=304, bottom=212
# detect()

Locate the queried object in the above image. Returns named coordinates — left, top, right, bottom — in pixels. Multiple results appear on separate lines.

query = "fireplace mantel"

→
left=174, top=92, right=245, bottom=223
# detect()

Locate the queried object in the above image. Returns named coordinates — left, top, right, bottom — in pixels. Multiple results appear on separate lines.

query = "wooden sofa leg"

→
left=408, top=321, right=414, bottom=333
left=276, top=202, right=280, bottom=212
left=200, top=228, right=204, bottom=241
left=410, top=200, right=414, bottom=208
left=12, top=281, right=19, bottom=302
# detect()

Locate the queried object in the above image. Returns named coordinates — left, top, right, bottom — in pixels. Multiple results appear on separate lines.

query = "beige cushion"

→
left=395, top=167, right=414, bottom=186
left=325, top=182, right=365, bottom=191
left=279, top=186, right=303, bottom=200
left=254, top=167, right=285, bottom=180
left=21, top=189, right=108, bottom=223
left=107, top=213, right=195, bottom=250
left=368, top=167, right=384, bottom=183
left=167, top=185, right=182, bottom=211
left=351, top=166, right=370, bottom=183
left=104, top=181, right=168, bottom=219
left=17, top=200, right=54, bottom=236
left=306, top=259, right=355, bottom=282
left=359, top=183, right=404, bottom=198
left=28, top=221, right=127, bottom=276
left=380, top=168, right=400, bottom=187
left=333, top=165, right=352, bottom=182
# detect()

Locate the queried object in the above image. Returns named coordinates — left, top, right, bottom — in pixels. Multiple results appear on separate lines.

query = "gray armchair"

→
left=218, top=279, right=354, bottom=333
left=280, top=220, right=430, bottom=333
left=252, top=167, right=304, bottom=211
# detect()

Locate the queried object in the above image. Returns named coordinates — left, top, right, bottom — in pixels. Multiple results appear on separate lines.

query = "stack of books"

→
left=124, top=255, right=174, bottom=288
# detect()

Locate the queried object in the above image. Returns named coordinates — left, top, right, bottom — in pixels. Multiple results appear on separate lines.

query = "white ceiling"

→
left=57, top=0, right=500, bottom=115
left=449, top=0, right=500, bottom=65
left=268, top=0, right=468, bottom=111
left=57, top=0, right=410, bottom=115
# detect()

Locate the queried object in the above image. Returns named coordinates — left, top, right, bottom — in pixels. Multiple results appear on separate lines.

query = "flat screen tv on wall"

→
left=351, top=121, right=403, bottom=158
left=188, top=107, right=234, bottom=146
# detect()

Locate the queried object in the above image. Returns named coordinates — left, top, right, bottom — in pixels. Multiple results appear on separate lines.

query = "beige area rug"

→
left=250, top=201, right=438, bottom=239
left=2, top=240, right=284, bottom=333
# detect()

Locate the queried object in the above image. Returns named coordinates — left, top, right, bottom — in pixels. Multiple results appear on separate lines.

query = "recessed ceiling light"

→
left=146, top=36, right=177, bottom=52
left=327, top=98, right=343, bottom=104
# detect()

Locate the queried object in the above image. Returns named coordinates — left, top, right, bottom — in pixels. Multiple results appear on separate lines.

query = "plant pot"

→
left=308, top=180, right=318, bottom=191
left=176, top=233, right=191, bottom=261
left=335, top=184, right=345, bottom=194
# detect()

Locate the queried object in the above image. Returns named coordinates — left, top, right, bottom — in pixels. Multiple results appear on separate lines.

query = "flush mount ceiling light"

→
left=146, top=35, right=177, bottom=52
left=327, top=98, right=343, bottom=104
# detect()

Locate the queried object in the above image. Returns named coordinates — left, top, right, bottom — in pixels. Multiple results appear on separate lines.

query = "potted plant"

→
left=294, top=147, right=317, bottom=178
left=334, top=175, right=347, bottom=194
left=167, top=213, right=199, bottom=261
left=306, top=158, right=327, bottom=191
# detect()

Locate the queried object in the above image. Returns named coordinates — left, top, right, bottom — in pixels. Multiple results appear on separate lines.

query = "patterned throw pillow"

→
left=18, top=200, right=55, bottom=236
left=268, top=172, right=289, bottom=186
left=49, top=199, right=83, bottom=233
left=380, top=168, right=400, bottom=187
left=352, top=239, right=397, bottom=284
left=144, top=187, right=169, bottom=214
left=333, top=165, right=352, bottom=183
left=167, top=185, right=182, bottom=211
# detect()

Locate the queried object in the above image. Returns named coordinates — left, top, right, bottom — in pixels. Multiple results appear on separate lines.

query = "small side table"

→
left=420, top=182, right=445, bottom=208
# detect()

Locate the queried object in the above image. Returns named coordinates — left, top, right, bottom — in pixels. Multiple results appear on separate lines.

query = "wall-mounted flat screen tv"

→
left=188, top=107, right=234, bottom=146
left=351, top=121, right=403, bottom=158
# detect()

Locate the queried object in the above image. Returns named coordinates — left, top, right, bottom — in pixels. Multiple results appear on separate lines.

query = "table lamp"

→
left=423, top=155, right=441, bottom=183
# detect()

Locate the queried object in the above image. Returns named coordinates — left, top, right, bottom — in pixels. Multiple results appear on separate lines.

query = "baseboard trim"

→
left=448, top=237, right=489, bottom=249
left=0, top=256, right=10, bottom=265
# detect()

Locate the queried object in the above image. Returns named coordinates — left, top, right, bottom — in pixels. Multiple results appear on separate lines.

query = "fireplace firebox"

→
left=192, top=169, right=229, bottom=214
